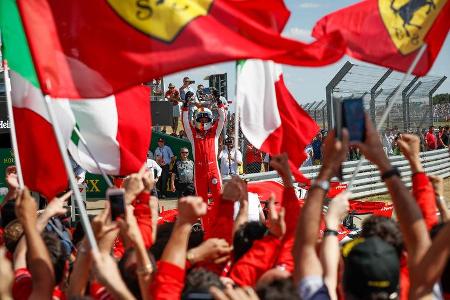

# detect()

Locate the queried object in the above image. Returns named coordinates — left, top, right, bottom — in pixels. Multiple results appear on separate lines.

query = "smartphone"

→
left=106, top=188, right=125, bottom=220
left=342, top=97, right=366, bottom=142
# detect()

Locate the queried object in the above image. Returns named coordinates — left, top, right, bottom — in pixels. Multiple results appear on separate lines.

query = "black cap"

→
left=158, top=138, right=165, bottom=142
left=343, top=236, right=400, bottom=298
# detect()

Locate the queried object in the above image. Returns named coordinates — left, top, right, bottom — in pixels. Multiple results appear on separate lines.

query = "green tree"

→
left=433, top=93, right=450, bottom=104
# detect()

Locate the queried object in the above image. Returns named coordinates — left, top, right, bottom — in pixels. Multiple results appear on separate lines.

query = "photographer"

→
left=218, top=138, right=243, bottom=176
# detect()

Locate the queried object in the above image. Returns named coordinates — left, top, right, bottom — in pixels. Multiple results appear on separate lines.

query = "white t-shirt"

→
left=219, top=147, right=243, bottom=176
left=146, top=159, right=162, bottom=178
left=233, top=192, right=263, bottom=222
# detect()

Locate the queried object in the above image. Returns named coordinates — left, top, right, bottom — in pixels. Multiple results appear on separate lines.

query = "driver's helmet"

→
left=194, top=107, right=214, bottom=131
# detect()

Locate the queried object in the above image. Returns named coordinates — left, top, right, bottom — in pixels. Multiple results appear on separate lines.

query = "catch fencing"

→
left=235, top=149, right=450, bottom=199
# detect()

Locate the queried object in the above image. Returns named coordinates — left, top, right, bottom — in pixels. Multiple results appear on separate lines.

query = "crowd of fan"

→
left=434, top=103, right=450, bottom=122
left=0, top=115, right=450, bottom=300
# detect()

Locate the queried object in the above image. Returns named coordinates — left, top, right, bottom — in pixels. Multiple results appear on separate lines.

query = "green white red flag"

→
left=1, top=0, right=151, bottom=198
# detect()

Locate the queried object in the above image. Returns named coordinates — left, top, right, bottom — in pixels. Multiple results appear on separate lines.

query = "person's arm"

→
left=236, top=151, right=243, bottom=166
left=229, top=196, right=285, bottom=286
left=320, top=192, right=350, bottom=300
left=410, top=221, right=450, bottom=298
left=154, top=161, right=162, bottom=179
left=233, top=195, right=249, bottom=238
left=171, top=172, right=176, bottom=192
left=356, top=116, right=431, bottom=271
left=397, top=134, right=438, bottom=230
left=66, top=239, right=92, bottom=298
left=429, top=175, right=449, bottom=222
left=151, top=196, right=207, bottom=300
left=1, top=172, right=19, bottom=208
left=15, top=188, right=55, bottom=299
left=182, top=105, right=194, bottom=143
left=215, top=104, right=226, bottom=136
left=293, top=130, right=349, bottom=284
left=119, top=205, right=153, bottom=300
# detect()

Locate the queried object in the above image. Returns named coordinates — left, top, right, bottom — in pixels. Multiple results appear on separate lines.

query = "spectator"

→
left=154, top=138, right=175, bottom=199
left=219, top=138, right=243, bottom=176
left=311, top=133, right=323, bottom=165
left=171, top=148, right=195, bottom=198
left=302, top=144, right=313, bottom=167
left=196, top=84, right=212, bottom=106
left=147, top=153, right=162, bottom=195
left=263, top=153, right=271, bottom=172
left=165, top=83, right=182, bottom=134
left=178, top=129, right=188, bottom=140
left=437, top=126, right=446, bottom=149
left=425, top=126, right=437, bottom=150
left=69, top=154, right=86, bottom=185
left=442, top=125, right=449, bottom=147
left=179, top=76, right=196, bottom=101
left=245, top=144, right=262, bottom=174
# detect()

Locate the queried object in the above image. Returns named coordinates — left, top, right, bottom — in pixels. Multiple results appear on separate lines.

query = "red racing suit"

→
left=182, top=105, right=225, bottom=204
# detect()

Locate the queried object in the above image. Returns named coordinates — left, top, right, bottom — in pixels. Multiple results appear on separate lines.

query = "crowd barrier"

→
left=234, top=149, right=450, bottom=199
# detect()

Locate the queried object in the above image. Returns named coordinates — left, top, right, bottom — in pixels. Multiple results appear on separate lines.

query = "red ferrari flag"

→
left=312, top=0, right=450, bottom=75
left=17, top=0, right=345, bottom=99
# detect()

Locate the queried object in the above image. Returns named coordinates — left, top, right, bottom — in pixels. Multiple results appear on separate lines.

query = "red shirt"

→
left=425, top=132, right=437, bottom=149
left=165, top=89, right=180, bottom=105
left=151, top=261, right=185, bottom=300
left=12, top=268, right=66, bottom=300
left=246, top=147, right=262, bottom=164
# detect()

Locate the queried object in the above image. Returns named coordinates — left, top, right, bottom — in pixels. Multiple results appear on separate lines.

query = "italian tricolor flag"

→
left=237, top=59, right=319, bottom=183
left=1, top=0, right=150, bottom=198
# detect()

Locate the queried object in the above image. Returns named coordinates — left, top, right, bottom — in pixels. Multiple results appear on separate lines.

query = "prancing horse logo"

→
left=107, top=0, right=213, bottom=43
left=378, top=0, right=447, bottom=55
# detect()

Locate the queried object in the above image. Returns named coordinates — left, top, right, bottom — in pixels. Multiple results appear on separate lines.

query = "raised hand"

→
left=45, top=190, right=73, bottom=218
left=123, top=164, right=146, bottom=199
left=354, top=115, right=391, bottom=172
left=222, top=176, right=246, bottom=202
left=325, top=191, right=351, bottom=230
left=177, top=196, right=208, bottom=225
left=187, top=238, right=232, bottom=265
left=118, top=205, right=144, bottom=248
left=321, top=129, right=349, bottom=177
left=15, top=188, right=37, bottom=226
left=267, top=194, right=286, bottom=238
left=92, top=202, right=119, bottom=253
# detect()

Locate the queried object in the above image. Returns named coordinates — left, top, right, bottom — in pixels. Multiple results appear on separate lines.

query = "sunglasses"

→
left=181, top=152, right=189, bottom=154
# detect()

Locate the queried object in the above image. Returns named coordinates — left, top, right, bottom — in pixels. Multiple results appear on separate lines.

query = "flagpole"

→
left=43, top=95, right=99, bottom=252
left=347, top=44, right=428, bottom=190
left=72, top=127, right=114, bottom=188
left=3, top=62, right=25, bottom=189
left=234, top=62, right=239, bottom=174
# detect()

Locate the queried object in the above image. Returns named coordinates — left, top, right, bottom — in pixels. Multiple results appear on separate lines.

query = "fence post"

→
left=370, top=69, right=392, bottom=126
left=429, top=76, right=447, bottom=126
left=326, top=61, right=353, bottom=130
left=402, top=77, right=419, bottom=131
left=405, top=81, right=422, bottom=130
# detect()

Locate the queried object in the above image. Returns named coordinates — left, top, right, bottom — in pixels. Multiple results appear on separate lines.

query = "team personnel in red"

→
left=181, top=91, right=226, bottom=204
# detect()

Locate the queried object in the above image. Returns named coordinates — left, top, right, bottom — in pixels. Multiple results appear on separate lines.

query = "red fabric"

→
left=165, top=89, right=180, bottom=105
left=426, top=132, right=437, bottom=150
left=13, top=107, right=67, bottom=199
left=275, top=187, right=301, bottom=273
left=259, top=75, right=319, bottom=185
left=90, top=282, right=114, bottom=300
left=312, top=0, right=450, bottom=76
left=12, top=268, right=66, bottom=300
left=151, top=261, right=185, bottom=300
left=204, top=195, right=235, bottom=245
left=412, top=172, right=438, bottom=230
left=399, top=253, right=410, bottom=300
left=133, top=192, right=154, bottom=248
left=18, top=0, right=345, bottom=98
left=115, top=85, right=151, bottom=175
left=229, top=234, right=282, bottom=286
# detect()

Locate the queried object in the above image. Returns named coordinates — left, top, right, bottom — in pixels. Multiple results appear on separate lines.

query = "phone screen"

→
left=108, top=191, right=125, bottom=220
left=342, top=98, right=366, bottom=142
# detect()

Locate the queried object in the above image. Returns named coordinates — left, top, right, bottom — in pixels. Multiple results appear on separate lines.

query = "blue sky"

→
left=165, top=0, right=449, bottom=105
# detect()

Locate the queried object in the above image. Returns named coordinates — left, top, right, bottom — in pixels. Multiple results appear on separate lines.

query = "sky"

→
left=164, top=0, right=450, bottom=106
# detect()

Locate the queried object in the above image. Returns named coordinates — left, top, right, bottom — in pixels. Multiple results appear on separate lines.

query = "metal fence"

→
left=302, top=61, right=446, bottom=131
left=233, top=149, right=450, bottom=199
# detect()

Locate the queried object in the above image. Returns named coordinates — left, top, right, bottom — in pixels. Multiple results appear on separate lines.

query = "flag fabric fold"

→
left=312, top=0, right=450, bottom=75
left=17, top=0, right=345, bottom=98
left=1, top=0, right=151, bottom=199
left=237, top=59, right=319, bottom=184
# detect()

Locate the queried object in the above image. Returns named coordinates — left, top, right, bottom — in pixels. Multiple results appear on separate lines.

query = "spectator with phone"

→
left=219, top=138, right=243, bottom=176
left=154, top=138, right=174, bottom=199
left=171, top=148, right=195, bottom=198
